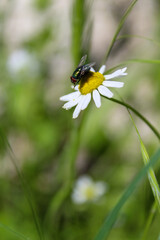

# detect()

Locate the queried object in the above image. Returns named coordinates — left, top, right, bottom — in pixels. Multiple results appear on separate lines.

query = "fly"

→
left=70, top=55, right=95, bottom=85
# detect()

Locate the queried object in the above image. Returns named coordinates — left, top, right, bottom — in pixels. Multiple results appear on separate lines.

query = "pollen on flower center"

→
left=79, top=71, right=105, bottom=95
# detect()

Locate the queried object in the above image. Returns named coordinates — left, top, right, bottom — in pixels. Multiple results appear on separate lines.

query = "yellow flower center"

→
left=79, top=71, right=105, bottom=95
left=83, top=186, right=96, bottom=200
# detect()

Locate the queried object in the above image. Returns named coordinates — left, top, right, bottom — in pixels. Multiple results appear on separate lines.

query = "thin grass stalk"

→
left=128, top=112, right=160, bottom=213
left=0, top=222, right=30, bottom=240
left=142, top=202, right=157, bottom=240
left=124, top=58, right=160, bottom=64
left=105, top=58, right=160, bottom=75
left=103, top=97, right=160, bottom=141
left=103, top=0, right=138, bottom=63
left=94, top=149, right=160, bottom=240
left=0, top=130, right=44, bottom=240
left=112, top=93, right=160, bottom=211
left=117, top=34, right=160, bottom=47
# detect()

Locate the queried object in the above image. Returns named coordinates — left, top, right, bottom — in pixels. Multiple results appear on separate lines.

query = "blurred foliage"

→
left=0, top=0, right=159, bottom=240
left=24, top=25, right=53, bottom=53
left=71, top=0, right=93, bottom=66
left=33, top=0, right=52, bottom=11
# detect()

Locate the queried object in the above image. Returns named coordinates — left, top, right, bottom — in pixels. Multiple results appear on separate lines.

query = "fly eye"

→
left=70, top=76, right=77, bottom=84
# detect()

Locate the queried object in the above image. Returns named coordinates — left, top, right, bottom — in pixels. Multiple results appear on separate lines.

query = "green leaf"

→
left=94, top=149, right=160, bottom=240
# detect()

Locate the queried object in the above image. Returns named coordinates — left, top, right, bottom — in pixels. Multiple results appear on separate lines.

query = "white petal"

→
left=76, top=176, right=93, bottom=187
left=81, top=93, right=91, bottom=110
left=95, top=182, right=107, bottom=196
left=73, top=104, right=81, bottom=119
left=62, top=101, right=76, bottom=110
left=93, top=89, right=101, bottom=108
left=104, top=67, right=127, bottom=80
left=72, top=96, right=85, bottom=119
left=60, top=91, right=80, bottom=101
left=98, top=85, right=113, bottom=98
left=121, top=67, right=127, bottom=73
left=90, top=67, right=95, bottom=72
left=74, top=85, right=79, bottom=91
left=71, top=85, right=79, bottom=90
left=71, top=191, right=86, bottom=204
left=103, top=81, right=124, bottom=88
left=99, top=65, right=106, bottom=74
left=62, top=96, right=81, bottom=110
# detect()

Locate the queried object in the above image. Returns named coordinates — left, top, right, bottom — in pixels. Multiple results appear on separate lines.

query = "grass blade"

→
left=104, top=0, right=138, bottom=63
left=103, top=97, right=160, bottom=141
left=106, top=58, right=160, bottom=74
left=125, top=58, right=160, bottom=64
left=94, top=149, right=160, bottom=240
left=0, top=129, right=44, bottom=240
left=141, top=202, right=157, bottom=240
left=117, top=34, right=160, bottom=47
left=0, top=222, right=30, bottom=240
left=7, top=146, right=44, bottom=240
left=128, top=113, right=160, bottom=212
left=110, top=95, right=160, bottom=210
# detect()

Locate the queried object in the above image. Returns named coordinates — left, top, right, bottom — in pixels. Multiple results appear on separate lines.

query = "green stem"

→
left=103, top=97, right=160, bottom=141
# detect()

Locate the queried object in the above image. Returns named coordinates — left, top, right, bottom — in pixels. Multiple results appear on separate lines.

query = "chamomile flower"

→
left=60, top=65, right=127, bottom=119
left=72, top=175, right=107, bottom=204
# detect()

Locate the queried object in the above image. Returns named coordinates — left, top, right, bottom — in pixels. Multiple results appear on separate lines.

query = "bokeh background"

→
left=0, top=0, right=160, bottom=239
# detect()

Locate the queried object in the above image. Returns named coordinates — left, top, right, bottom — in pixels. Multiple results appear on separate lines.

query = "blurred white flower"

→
left=60, top=65, right=127, bottom=119
left=72, top=175, right=107, bottom=204
left=7, top=49, right=39, bottom=76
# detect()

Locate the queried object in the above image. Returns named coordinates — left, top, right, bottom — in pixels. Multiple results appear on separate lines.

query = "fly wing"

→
left=83, top=62, right=95, bottom=70
left=81, top=62, right=96, bottom=75
left=77, top=55, right=87, bottom=67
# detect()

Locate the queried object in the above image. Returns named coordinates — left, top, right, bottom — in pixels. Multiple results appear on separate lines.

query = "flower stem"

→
left=103, top=97, right=160, bottom=141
